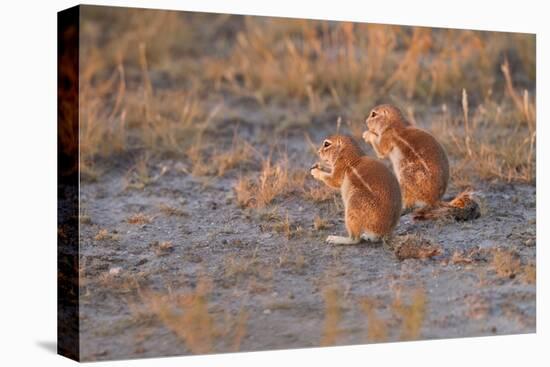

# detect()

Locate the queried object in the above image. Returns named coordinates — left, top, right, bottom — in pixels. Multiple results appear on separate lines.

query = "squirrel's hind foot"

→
left=326, top=235, right=361, bottom=245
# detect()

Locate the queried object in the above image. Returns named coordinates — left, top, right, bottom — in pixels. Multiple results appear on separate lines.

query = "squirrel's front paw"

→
left=310, top=162, right=324, bottom=180
left=362, top=130, right=374, bottom=143
left=310, top=167, right=323, bottom=180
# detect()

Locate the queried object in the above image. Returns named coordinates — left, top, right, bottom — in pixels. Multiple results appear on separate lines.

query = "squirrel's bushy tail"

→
left=413, top=191, right=481, bottom=221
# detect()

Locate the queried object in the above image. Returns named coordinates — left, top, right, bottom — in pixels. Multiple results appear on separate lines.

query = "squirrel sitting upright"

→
left=310, top=134, right=402, bottom=244
left=362, top=104, right=479, bottom=221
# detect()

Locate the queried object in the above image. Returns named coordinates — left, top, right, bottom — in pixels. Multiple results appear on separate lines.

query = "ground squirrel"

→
left=362, top=104, right=479, bottom=221
left=310, top=134, right=402, bottom=244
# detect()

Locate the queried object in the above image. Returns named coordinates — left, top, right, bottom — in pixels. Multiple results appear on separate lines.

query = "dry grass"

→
left=234, top=176, right=254, bottom=208
left=360, top=298, right=388, bottom=342
left=211, top=136, right=255, bottom=177
left=187, top=135, right=254, bottom=177
left=96, top=268, right=143, bottom=294
left=450, top=250, right=475, bottom=265
left=94, top=228, right=117, bottom=241
left=142, top=278, right=215, bottom=354
left=227, top=308, right=248, bottom=352
left=213, top=20, right=533, bottom=107
left=491, top=248, right=522, bottom=279
left=158, top=203, right=187, bottom=217
left=488, top=250, right=534, bottom=284
left=80, top=61, right=208, bottom=175
left=360, top=288, right=427, bottom=341
left=255, top=157, right=291, bottom=207
left=266, top=211, right=304, bottom=240
left=392, top=288, right=427, bottom=340
left=186, top=128, right=257, bottom=177
left=185, top=138, right=211, bottom=177
left=79, top=7, right=535, bottom=186
left=447, top=246, right=489, bottom=265
left=320, top=287, right=342, bottom=346
left=313, top=215, right=329, bottom=231
left=391, top=235, right=442, bottom=261
left=94, top=229, right=109, bottom=241
left=80, top=8, right=535, bottom=180
left=79, top=9, right=225, bottom=179
left=233, top=155, right=305, bottom=209
left=272, top=212, right=292, bottom=239
left=302, top=185, right=337, bottom=203
left=224, top=252, right=273, bottom=283
left=433, top=66, right=535, bottom=184
left=150, top=241, right=174, bottom=256
left=127, top=212, right=151, bottom=225
left=122, top=154, right=168, bottom=190
left=139, top=276, right=249, bottom=354
left=278, top=243, right=307, bottom=271
left=522, top=263, right=536, bottom=284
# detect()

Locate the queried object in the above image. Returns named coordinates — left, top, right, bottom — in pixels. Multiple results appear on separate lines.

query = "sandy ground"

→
left=78, top=110, right=536, bottom=361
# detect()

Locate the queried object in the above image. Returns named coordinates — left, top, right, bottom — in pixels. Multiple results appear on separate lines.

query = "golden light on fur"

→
left=364, top=104, right=449, bottom=210
left=364, top=104, right=481, bottom=221
left=311, top=134, right=402, bottom=244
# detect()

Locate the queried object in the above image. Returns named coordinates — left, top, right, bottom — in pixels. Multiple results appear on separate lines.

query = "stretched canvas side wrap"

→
left=58, top=5, right=80, bottom=361
left=57, top=4, right=536, bottom=362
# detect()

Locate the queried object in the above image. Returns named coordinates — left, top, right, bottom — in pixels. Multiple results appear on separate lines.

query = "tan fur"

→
left=310, top=134, right=402, bottom=244
left=363, top=104, right=449, bottom=211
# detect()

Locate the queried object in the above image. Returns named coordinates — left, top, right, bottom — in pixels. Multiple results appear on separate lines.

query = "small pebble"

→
left=135, top=258, right=148, bottom=266
left=263, top=309, right=271, bottom=315
left=109, top=267, right=122, bottom=276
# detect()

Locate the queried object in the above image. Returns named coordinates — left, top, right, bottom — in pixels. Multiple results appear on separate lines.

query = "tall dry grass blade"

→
left=523, top=89, right=531, bottom=126
left=392, top=288, right=427, bottom=340
left=304, top=132, right=319, bottom=156
left=107, top=61, right=126, bottom=122
left=142, top=278, right=214, bottom=354
left=501, top=59, right=524, bottom=117
left=138, top=42, right=154, bottom=118
left=361, top=299, right=388, bottom=342
left=462, top=88, right=473, bottom=158
left=320, top=287, right=341, bottom=346
left=231, top=309, right=248, bottom=352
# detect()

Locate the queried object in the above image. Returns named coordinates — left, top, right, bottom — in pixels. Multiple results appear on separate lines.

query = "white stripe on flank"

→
left=351, top=166, right=373, bottom=194
left=393, top=134, right=430, bottom=173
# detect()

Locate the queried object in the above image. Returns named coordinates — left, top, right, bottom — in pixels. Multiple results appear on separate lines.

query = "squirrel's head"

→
left=318, top=134, right=363, bottom=168
left=365, top=104, right=408, bottom=136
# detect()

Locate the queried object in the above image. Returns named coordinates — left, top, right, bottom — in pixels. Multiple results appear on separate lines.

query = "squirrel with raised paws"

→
left=310, top=134, right=402, bottom=245
left=363, top=104, right=479, bottom=221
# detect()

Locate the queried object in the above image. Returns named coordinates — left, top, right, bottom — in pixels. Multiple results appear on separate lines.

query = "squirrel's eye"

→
left=323, top=141, right=331, bottom=148
left=371, top=111, right=377, bottom=118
